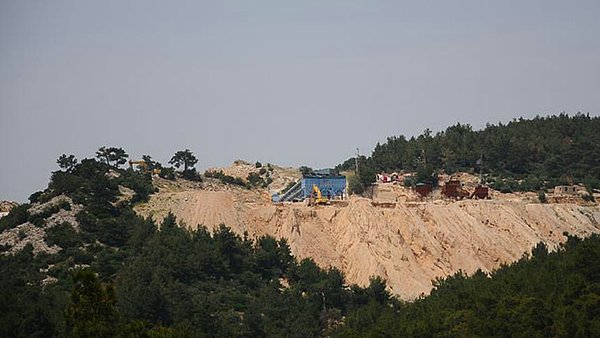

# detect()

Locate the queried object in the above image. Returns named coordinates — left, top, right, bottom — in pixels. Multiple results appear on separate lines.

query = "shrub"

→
left=159, top=167, right=176, bottom=180
left=538, top=190, right=547, bottom=203
left=247, top=173, right=263, bottom=187
left=582, top=193, right=595, bottom=202
left=181, top=169, right=202, bottom=182
left=28, top=191, right=44, bottom=204
left=262, top=177, right=273, bottom=188
left=348, top=174, right=365, bottom=195
left=45, top=222, right=81, bottom=249
left=118, top=170, right=155, bottom=203
left=255, top=161, right=262, bottom=168
left=205, top=170, right=248, bottom=188
left=0, top=204, right=30, bottom=231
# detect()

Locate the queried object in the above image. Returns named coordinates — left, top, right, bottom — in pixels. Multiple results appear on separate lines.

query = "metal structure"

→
left=415, top=183, right=433, bottom=198
left=470, top=186, right=490, bottom=199
left=277, top=174, right=346, bottom=202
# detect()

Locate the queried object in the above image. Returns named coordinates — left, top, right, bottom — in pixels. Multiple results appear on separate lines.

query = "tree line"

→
left=338, top=113, right=600, bottom=194
left=0, top=132, right=599, bottom=336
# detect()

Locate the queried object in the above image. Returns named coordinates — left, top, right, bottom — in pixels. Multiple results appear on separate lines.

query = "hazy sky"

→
left=1, top=1, right=599, bottom=202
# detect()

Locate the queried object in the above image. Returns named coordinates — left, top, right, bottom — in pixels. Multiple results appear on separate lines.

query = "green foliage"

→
left=4, top=139, right=600, bottom=337
left=247, top=172, right=270, bottom=188
left=416, top=165, right=438, bottom=186
left=247, top=172, right=261, bottom=187
left=118, top=169, right=156, bottom=203
left=0, top=204, right=30, bottom=231
left=181, top=168, right=202, bottom=182
left=299, top=166, right=313, bottom=176
left=338, top=114, right=600, bottom=191
left=538, top=190, right=547, bottom=203
left=28, top=200, right=70, bottom=227
left=169, top=149, right=198, bottom=172
left=66, top=268, right=119, bottom=337
left=142, top=154, right=161, bottom=171
left=95, top=146, right=129, bottom=168
left=28, top=191, right=44, bottom=204
left=57, top=154, right=78, bottom=172
left=0, top=245, right=64, bottom=337
left=255, top=161, right=262, bottom=168
left=333, top=234, right=600, bottom=337
left=347, top=174, right=365, bottom=195
left=159, top=167, right=176, bottom=180
left=205, top=170, right=248, bottom=188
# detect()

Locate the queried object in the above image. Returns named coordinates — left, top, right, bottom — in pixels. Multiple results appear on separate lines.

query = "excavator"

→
left=309, top=184, right=329, bottom=206
left=129, top=160, right=161, bottom=175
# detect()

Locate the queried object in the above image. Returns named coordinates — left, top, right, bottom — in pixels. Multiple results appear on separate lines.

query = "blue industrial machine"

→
left=275, top=170, right=346, bottom=202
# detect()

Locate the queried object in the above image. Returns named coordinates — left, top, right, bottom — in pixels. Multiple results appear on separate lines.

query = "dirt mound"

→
left=0, top=200, right=18, bottom=213
left=206, top=160, right=301, bottom=196
left=135, top=175, right=600, bottom=299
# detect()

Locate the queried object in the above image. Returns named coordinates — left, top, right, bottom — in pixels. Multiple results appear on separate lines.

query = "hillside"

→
left=1, top=122, right=599, bottom=335
left=136, top=164, right=600, bottom=299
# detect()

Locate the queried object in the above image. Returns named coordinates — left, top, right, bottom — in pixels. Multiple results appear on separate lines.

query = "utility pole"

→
left=478, top=154, right=484, bottom=185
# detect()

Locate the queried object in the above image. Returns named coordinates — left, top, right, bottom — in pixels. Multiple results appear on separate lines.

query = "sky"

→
left=1, top=1, right=599, bottom=202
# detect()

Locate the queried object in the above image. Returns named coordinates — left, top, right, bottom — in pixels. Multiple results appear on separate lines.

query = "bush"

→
left=28, top=191, right=44, bottom=204
left=118, top=170, right=155, bottom=203
left=582, top=193, right=595, bottom=202
left=29, top=202, right=70, bottom=227
left=48, top=171, right=87, bottom=197
left=538, top=190, right=547, bottom=203
left=205, top=170, right=248, bottom=188
left=583, top=183, right=597, bottom=202
left=262, top=177, right=273, bottom=188
left=159, top=167, right=176, bottom=180
left=255, top=161, right=262, bottom=168
left=520, top=175, right=543, bottom=192
left=45, top=222, right=81, bottom=249
left=181, top=169, right=202, bottom=182
left=247, top=173, right=264, bottom=187
left=0, top=204, right=30, bottom=231
left=348, top=174, right=365, bottom=195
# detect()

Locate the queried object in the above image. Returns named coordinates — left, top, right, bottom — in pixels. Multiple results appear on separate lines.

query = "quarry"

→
left=133, top=160, right=600, bottom=299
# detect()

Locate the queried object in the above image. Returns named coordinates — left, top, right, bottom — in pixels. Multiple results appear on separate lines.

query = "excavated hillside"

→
left=135, top=162, right=600, bottom=299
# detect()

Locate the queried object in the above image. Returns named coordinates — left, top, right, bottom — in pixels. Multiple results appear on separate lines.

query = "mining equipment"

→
left=470, top=185, right=490, bottom=199
left=129, top=160, right=161, bottom=175
left=415, top=183, right=433, bottom=198
left=309, top=185, right=330, bottom=206
left=442, top=180, right=469, bottom=200
left=275, top=169, right=346, bottom=204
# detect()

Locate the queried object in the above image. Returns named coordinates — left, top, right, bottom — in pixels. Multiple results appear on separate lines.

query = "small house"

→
left=554, top=185, right=579, bottom=195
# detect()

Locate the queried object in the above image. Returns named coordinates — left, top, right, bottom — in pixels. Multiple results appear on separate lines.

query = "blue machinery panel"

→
left=276, top=175, right=346, bottom=202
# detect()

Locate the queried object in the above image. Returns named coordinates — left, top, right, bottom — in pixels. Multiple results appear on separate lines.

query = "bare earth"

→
left=135, top=165, right=600, bottom=299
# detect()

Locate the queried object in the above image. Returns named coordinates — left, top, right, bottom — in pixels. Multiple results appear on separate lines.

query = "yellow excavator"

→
left=129, top=160, right=161, bottom=175
left=309, top=184, right=329, bottom=206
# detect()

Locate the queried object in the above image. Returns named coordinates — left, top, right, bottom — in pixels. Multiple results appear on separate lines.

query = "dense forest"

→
left=1, top=120, right=600, bottom=337
left=338, top=113, right=600, bottom=193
